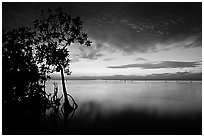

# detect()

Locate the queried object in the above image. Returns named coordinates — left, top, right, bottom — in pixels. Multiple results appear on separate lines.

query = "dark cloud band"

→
left=108, top=61, right=201, bottom=69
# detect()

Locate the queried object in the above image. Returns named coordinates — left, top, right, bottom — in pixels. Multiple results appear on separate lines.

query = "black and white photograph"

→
left=2, top=2, right=202, bottom=135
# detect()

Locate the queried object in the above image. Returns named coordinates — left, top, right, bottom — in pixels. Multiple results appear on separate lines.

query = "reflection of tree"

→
left=3, top=8, right=91, bottom=134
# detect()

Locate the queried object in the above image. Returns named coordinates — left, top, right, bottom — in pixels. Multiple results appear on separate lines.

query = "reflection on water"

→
left=45, top=80, right=202, bottom=134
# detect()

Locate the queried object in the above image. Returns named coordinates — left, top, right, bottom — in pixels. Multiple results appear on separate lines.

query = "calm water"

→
left=45, top=80, right=202, bottom=134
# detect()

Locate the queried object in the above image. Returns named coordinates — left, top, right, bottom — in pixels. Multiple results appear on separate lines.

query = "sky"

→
left=2, top=2, right=202, bottom=78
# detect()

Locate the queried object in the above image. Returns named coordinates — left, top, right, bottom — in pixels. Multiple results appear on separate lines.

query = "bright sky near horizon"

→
left=3, top=2, right=202, bottom=77
left=68, top=42, right=201, bottom=76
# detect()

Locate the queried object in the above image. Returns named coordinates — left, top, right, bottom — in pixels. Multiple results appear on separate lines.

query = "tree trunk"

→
left=43, top=81, right=46, bottom=92
left=59, top=65, right=73, bottom=131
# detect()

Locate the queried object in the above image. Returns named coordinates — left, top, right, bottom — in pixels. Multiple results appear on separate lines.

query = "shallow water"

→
left=45, top=80, right=202, bottom=134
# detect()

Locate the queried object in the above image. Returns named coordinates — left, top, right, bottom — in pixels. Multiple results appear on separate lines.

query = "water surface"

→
left=45, top=80, right=202, bottom=134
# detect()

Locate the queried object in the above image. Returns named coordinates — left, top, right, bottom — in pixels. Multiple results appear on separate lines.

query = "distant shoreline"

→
left=50, top=72, right=202, bottom=81
left=50, top=78, right=202, bottom=81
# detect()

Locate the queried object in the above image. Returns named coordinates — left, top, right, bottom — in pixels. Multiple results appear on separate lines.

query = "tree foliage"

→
left=33, top=8, right=91, bottom=76
left=3, top=27, right=41, bottom=103
left=2, top=27, right=50, bottom=134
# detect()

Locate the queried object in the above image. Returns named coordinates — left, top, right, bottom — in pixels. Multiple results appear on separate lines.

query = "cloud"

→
left=85, top=3, right=201, bottom=54
left=160, top=32, right=202, bottom=49
left=70, top=58, right=79, bottom=63
left=80, top=52, right=103, bottom=60
left=72, top=50, right=103, bottom=61
left=183, top=34, right=202, bottom=48
left=2, top=3, right=201, bottom=55
left=103, top=58, right=116, bottom=61
left=135, top=57, right=147, bottom=61
left=107, top=61, right=201, bottom=69
left=75, top=41, right=105, bottom=60
left=88, top=20, right=201, bottom=54
left=87, top=18, right=160, bottom=54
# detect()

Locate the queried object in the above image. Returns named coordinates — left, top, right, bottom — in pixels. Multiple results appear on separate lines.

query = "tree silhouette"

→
left=2, top=27, right=53, bottom=134
left=2, top=8, right=91, bottom=134
left=33, top=8, right=91, bottom=127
